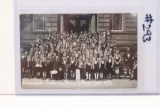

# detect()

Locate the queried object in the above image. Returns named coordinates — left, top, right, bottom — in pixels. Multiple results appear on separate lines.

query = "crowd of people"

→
left=21, top=30, right=137, bottom=81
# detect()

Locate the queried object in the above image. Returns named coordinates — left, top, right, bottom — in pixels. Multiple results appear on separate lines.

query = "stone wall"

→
left=97, top=13, right=137, bottom=45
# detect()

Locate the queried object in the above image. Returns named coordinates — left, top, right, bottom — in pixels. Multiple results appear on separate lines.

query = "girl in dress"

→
left=70, top=57, right=76, bottom=80
left=78, top=57, right=84, bottom=80
left=35, top=58, right=42, bottom=79
left=107, top=54, right=113, bottom=80
left=99, top=56, right=105, bottom=80
left=94, top=57, right=99, bottom=80
left=42, top=54, right=47, bottom=79
left=86, top=58, right=91, bottom=80
left=131, top=54, right=137, bottom=80
left=82, top=55, right=86, bottom=80
left=27, top=55, right=32, bottom=78
left=21, top=51, right=28, bottom=78
left=114, top=50, right=121, bottom=79
left=62, top=57, right=69, bottom=80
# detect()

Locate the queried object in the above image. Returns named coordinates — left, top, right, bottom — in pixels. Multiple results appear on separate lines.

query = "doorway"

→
left=64, top=14, right=91, bottom=34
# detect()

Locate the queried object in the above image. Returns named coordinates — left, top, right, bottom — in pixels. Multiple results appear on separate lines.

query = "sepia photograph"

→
left=20, top=13, right=137, bottom=89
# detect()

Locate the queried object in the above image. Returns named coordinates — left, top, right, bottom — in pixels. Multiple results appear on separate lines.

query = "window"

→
left=33, top=14, right=45, bottom=30
left=69, top=20, right=76, bottom=26
left=110, top=14, right=122, bottom=31
left=80, top=20, right=87, bottom=26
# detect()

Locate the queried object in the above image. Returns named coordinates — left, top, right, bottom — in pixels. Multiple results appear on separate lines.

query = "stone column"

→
left=90, top=15, right=96, bottom=33
left=60, top=15, right=64, bottom=33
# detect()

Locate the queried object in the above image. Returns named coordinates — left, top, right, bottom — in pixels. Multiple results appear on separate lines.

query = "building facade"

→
left=20, top=13, right=137, bottom=46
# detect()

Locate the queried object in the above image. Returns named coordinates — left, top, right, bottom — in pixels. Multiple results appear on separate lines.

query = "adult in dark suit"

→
left=50, top=56, right=60, bottom=80
left=123, top=47, right=133, bottom=78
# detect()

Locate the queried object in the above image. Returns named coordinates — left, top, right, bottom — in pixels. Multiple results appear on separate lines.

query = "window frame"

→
left=110, top=13, right=124, bottom=32
left=33, top=14, right=46, bottom=31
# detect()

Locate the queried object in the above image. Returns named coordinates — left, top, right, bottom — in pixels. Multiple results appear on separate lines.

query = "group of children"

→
left=21, top=30, right=137, bottom=80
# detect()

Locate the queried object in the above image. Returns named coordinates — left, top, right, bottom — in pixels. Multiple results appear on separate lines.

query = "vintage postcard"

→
left=20, top=13, right=137, bottom=89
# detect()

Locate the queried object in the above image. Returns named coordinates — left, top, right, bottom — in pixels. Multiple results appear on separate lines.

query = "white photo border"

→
left=14, top=0, right=159, bottom=94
